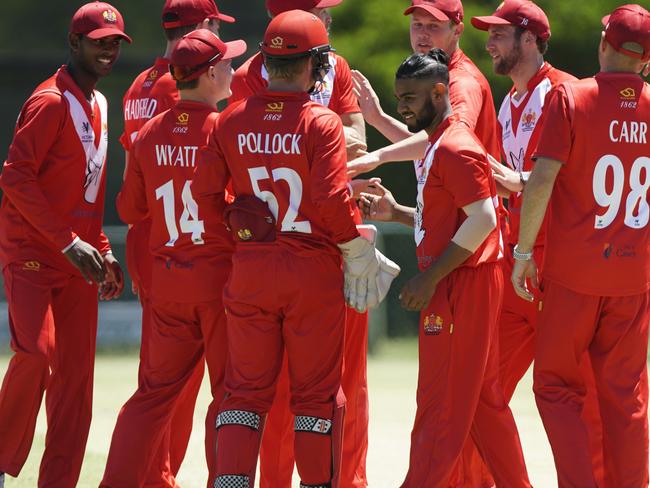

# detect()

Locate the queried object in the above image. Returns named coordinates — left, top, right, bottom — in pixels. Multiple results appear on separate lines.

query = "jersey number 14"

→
left=155, top=179, right=205, bottom=246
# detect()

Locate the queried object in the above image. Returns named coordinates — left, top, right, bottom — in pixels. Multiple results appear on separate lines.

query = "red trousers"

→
left=0, top=262, right=98, bottom=487
left=401, top=262, right=531, bottom=488
left=534, top=280, right=649, bottom=488
left=127, top=222, right=205, bottom=487
left=101, top=260, right=230, bottom=488
left=259, top=307, right=369, bottom=488
left=216, top=246, right=346, bottom=488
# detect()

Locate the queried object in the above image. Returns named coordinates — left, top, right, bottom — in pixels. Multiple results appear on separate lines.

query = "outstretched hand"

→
left=351, top=70, right=383, bottom=127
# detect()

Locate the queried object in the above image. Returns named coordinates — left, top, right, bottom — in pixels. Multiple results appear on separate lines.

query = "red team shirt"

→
left=448, top=49, right=500, bottom=159
left=533, top=73, right=650, bottom=296
left=117, top=101, right=233, bottom=303
left=415, top=114, right=502, bottom=270
left=120, top=58, right=180, bottom=291
left=0, top=66, right=111, bottom=273
left=121, top=58, right=180, bottom=151
left=193, top=91, right=359, bottom=254
left=497, top=62, right=576, bottom=246
left=229, top=52, right=360, bottom=116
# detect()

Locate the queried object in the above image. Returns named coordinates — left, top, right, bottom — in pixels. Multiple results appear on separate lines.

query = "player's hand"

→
left=399, top=268, right=437, bottom=311
left=349, top=177, right=382, bottom=198
left=351, top=70, right=384, bottom=127
left=64, top=239, right=106, bottom=284
left=511, top=257, right=538, bottom=302
left=358, top=181, right=397, bottom=222
left=347, top=152, right=381, bottom=178
left=643, top=62, right=649, bottom=78
left=489, top=155, right=523, bottom=194
left=99, top=253, right=125, bottom=301
left=343, top=126, right=368, bottom=162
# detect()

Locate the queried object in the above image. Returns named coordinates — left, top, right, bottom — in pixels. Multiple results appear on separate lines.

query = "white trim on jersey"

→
left=498, top=77, right=552, bottom=175
left=414, top=137, right=443, bottom=246
left=63, top=90, right=109, bottom=204
left=261, top=54, right=338, bottom=108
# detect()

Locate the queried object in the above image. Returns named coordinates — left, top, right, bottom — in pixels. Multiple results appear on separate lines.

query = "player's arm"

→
left=116, top=141, right=148, bottom=225
left=400, top=197, right=497, bottom=311
left=358, top=181, right=415, bottom=227
left=347, top=131, right=429, bottom=177
left=512, top=85, right=572, bottom=301
left=351, top=69, right=413, bottom=143
left=449, top=74, right=483, bottom=130
left=0, top=94, right=80, bottom=252
left=191, top=121, right=230, bottom=217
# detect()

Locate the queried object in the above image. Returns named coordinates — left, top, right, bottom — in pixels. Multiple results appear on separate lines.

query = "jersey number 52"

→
left=248, top=166, right=312, bottom=233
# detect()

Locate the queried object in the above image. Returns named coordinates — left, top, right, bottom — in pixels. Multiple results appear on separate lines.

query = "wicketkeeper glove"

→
left=338, top=226, right=400, bottom=312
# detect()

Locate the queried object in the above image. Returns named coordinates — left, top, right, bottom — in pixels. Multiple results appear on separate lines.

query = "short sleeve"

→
left=437, top=143, right=492, bottom=210
left=532, top=84, right=574, bottom=165
left=449, top=73, right=483, bottom=130
left=328, top=55, right=361, bottom=116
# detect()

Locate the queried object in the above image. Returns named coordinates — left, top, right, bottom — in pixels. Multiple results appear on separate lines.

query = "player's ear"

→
left=68, top=33, right=81, bottom=53
left=453, top=21, right=464, bottom=41
left=431, top=82, right=447, bottom=100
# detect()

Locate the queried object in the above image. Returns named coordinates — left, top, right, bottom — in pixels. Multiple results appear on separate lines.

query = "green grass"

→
left=0, top=340, right=565, bottom=487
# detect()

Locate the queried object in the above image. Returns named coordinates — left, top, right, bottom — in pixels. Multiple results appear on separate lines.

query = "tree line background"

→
left=0, top=0, right=634, bottom=336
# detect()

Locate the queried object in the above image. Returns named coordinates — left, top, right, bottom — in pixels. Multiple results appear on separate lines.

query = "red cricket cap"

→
left=602, top=4, right=650, bottom=61
left=404, top=0, right=464, bottom=24
left=170, top=29, right=246, bottom=81
left=223, top=195, right=277, bottom=243
left=471, top=0, right=551, bottom=41
left=265, top=0, right=343, bottom=17
left=261, top=9, right=330, bottom=57
left=162, top=0, right=235, bottom=28
left=70, top=2, right=132, bottom=43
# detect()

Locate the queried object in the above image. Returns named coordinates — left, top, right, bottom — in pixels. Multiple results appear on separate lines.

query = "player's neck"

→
left=510, top=55, right=544, bottom=99
left=179, top=89, right=219, bottom=108
left=268, top=78, right=311, bottom=93
left=163, top=39, right=180, bottom=60
left=424, top=105, right=453, bottom=136
left=66, top=62, right=98, bottom=101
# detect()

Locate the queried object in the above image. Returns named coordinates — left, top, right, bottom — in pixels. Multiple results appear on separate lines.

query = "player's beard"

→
left=494, top=40, right=522, bottom=76
left=407, top=98, right=437, bottom=133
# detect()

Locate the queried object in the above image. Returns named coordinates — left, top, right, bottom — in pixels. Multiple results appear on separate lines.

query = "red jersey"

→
left=121, top=58, right=179, bottom=151
left=193, top=91, right=359, bottom=255
left=228, top=52, right=360, bottom=116
left=533, top=73, right=650, bottom=296
left=0, top=66, right=111, bottom=274
left=497, top=63, right=576, bottom=246
left=117, top=101, right=234, bottom=303
left=415, top=114, right=502, bottom=271
left=448, top=49, right=500, bottom=159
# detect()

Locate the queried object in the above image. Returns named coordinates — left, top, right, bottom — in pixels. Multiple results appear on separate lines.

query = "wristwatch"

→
left=513, top=244, right=533, bottom=261
left=519, top=171, right=529, bottom=187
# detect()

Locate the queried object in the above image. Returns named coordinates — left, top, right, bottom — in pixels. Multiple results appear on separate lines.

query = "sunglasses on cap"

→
left=169, top=51, right=223, bottom=82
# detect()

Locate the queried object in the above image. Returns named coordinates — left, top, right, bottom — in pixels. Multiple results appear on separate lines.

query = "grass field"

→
left=1, top=339, right=560, bottom=487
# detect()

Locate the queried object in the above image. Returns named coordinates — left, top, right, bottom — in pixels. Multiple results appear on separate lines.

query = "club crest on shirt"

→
left=102, top=10, right=117, bottom=24
left=423, top=314, right=444, bottom=335
left=620, top=87, right=636, bottom=99
left=521, top=108, right=537, bottom=132
left=22, top=261, right=40, bottom=272
left=266, top=102, right=284, bottom=113
left=177, top=112, right=189, bottom=125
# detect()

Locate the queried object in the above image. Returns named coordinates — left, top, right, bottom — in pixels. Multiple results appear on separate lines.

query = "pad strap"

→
left=294, top=415, right=333, bottom=435
left=216, top=410, right=261, bottom=430
left=214, top=475, right=250, bottom=488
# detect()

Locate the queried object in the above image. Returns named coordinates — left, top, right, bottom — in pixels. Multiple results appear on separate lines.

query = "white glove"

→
left=338, top=235, right=379, bottom=312
left=338, top=226, right=401, bottom=312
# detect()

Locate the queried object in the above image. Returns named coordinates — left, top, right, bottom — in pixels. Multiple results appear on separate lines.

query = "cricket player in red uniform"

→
left=471, top=1, right=605, bottom=484
left=358, top=48, right=530, bottom=488
left=229, top=2, right=371, bottom=486
left=0, top=3, right=128, bottom=487
left=512, top=5, right=650, bottom=487
left=193, top=11, right=398, bottom=488
left=119, top=1, right=235, bottom=484
left=101, top=29, right=246, bottom=488
left=348, top=0, right=500, bottom=177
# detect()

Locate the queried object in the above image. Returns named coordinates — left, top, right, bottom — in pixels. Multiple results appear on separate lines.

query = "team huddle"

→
left=0, top=0, right=648, bottom=487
